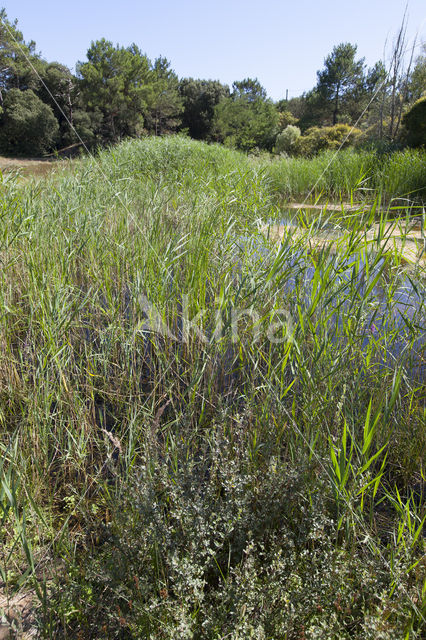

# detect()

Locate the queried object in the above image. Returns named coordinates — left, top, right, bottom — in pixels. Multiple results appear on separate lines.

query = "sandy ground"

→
left=284, top=201, right=424, bottom=215
left=0, top=588, right=37, bottom=639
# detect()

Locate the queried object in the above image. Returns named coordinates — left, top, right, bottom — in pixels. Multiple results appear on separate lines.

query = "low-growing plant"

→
left=263, top=146, right=426, bottom=203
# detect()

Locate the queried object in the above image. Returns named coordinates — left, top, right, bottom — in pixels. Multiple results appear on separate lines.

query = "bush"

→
left=295, top=123, right=362, bottom=157
left=274, top=124, right=301, bottom=155
left=48, top=450, right=421, bottom=639
left=0, top=88, right=59, bottom=156
left=402, top=96, right=426, bottom=148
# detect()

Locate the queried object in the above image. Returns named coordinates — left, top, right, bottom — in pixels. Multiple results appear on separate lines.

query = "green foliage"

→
left=295, top=123, right=362, bottom=157
left=213, top=79, right=279, bottom=151
left=179, top=78, right=229, bottom=139
left=408, top=44, right=426, bottom=102
left=378, top=148, right=426, bottom=200
left=77, top=41, right=183, bottom=144
left=0, top=88, right=59, bottom=155
left=0, top=137, right=424, bottom=636
left=143, top=56, right=183, bottom=135
left=33, top=61, right=96, bottom=148
left=274, top=124, right=301, bottom=154
left=36, top=62, right=74, bottom=122
left=293, top=89, right=330, bottom=131
left=0, top=8, right=422, bottom=158
left=48, top=452, right=422, bottom=639
left=277, top=108, right=298, bottom=131
left=77, top=39, right=151, bottom=143
left=232, top=77, right=267, bottom=101
left=402, top=96, right=426, bottom=148
left=263, top=146, right=426, bottom=202
left=294, top=49, right=385, bottom=133
left=0, top=9, right=43, bottom=94
left=316, top=43, right=366, bottom=125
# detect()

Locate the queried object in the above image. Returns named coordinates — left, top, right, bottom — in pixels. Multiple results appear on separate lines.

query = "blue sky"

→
left=3, top=0, right=425, bottom=100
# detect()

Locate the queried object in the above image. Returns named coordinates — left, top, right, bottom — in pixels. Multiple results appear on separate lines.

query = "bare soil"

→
left=0, top=588, right=37, bottom=639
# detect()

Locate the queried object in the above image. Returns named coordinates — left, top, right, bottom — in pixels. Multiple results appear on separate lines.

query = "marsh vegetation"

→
left=0, top=137, right=424, bottom=638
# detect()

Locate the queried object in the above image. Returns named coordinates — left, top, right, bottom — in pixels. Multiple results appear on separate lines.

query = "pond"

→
left=252, top=215, right=426, bottom=382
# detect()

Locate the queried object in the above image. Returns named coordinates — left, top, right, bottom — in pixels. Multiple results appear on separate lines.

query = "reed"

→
left=0, top=136, right=424, bottom=638
left=264, top=147, right=426, bottom=204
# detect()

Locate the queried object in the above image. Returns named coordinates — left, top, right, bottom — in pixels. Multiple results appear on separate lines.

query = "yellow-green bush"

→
left=295, top=123, right=362, bottom=157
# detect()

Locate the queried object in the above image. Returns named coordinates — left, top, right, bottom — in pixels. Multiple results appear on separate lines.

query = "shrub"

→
left=274, top=124, right=301, bottom=155
left=402, top=96, right=426, bottom=148
left=48, top=450, right=423, bottom=639
left=277, top=108, right=298, bottom=130
left=295, top=123, right=362, bottom=157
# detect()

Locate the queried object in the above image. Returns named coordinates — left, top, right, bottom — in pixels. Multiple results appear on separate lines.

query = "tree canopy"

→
left=0, top=9, right=43, bottom=99
left=0, top=88, right=58, bottom=155
left=77, top=39, right=151, bottom=143
left=179, top=78, right=229, bottom=140
left=144, top=57, right=183, bottom=136
left=213, top=79, right=279, bottom=151
left=316, top=43, right=365, bottom=125
left=0, top=8, right=424, bottom=157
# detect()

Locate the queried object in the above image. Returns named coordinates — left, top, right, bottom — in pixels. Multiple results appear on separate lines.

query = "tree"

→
left=36, top=62, right=98, bottom=148
left=275, top=99, right=298, bottom=129
left=296, top=89, right=329, bottom=130
left=179, top=78, right=229, bottom=140
left=0, top=88, right=59, bottom=155
left=408, top=43, right=426, bottom=102
left=353, top=61, right=388, bottom=140
left=213, top=79, right=278, bottom=151
left=0, top=9, right=43, bottom=101
left=37, top=63, right=73, bottom=120
left=35, top=62, right=78, bottom=145
left=232, top=78, right=267, bottom=102
left=144, top=57, right=183, bottom=135
left=316, top=43, right=365, bottom=125
left=77, top=39, right=152, bottom=143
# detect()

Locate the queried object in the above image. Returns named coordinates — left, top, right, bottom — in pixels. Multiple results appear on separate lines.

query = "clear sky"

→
left=2, top=0, right=425, bottom=100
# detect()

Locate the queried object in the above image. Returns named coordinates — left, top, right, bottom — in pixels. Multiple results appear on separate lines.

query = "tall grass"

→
left=263, top=147, right=426, bottom=204
left=0, top=136, right=424, bottom=638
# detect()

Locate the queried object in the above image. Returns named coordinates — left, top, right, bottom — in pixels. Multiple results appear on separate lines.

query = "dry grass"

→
left=0, top=156, right=58, bottom=179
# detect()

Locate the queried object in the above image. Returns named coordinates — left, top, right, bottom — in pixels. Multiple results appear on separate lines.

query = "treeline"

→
left=0, top=8, right=424, bottom=157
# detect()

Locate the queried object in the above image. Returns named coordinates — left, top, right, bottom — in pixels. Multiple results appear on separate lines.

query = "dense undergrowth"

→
left=0, top=136, right=425, bottom=638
